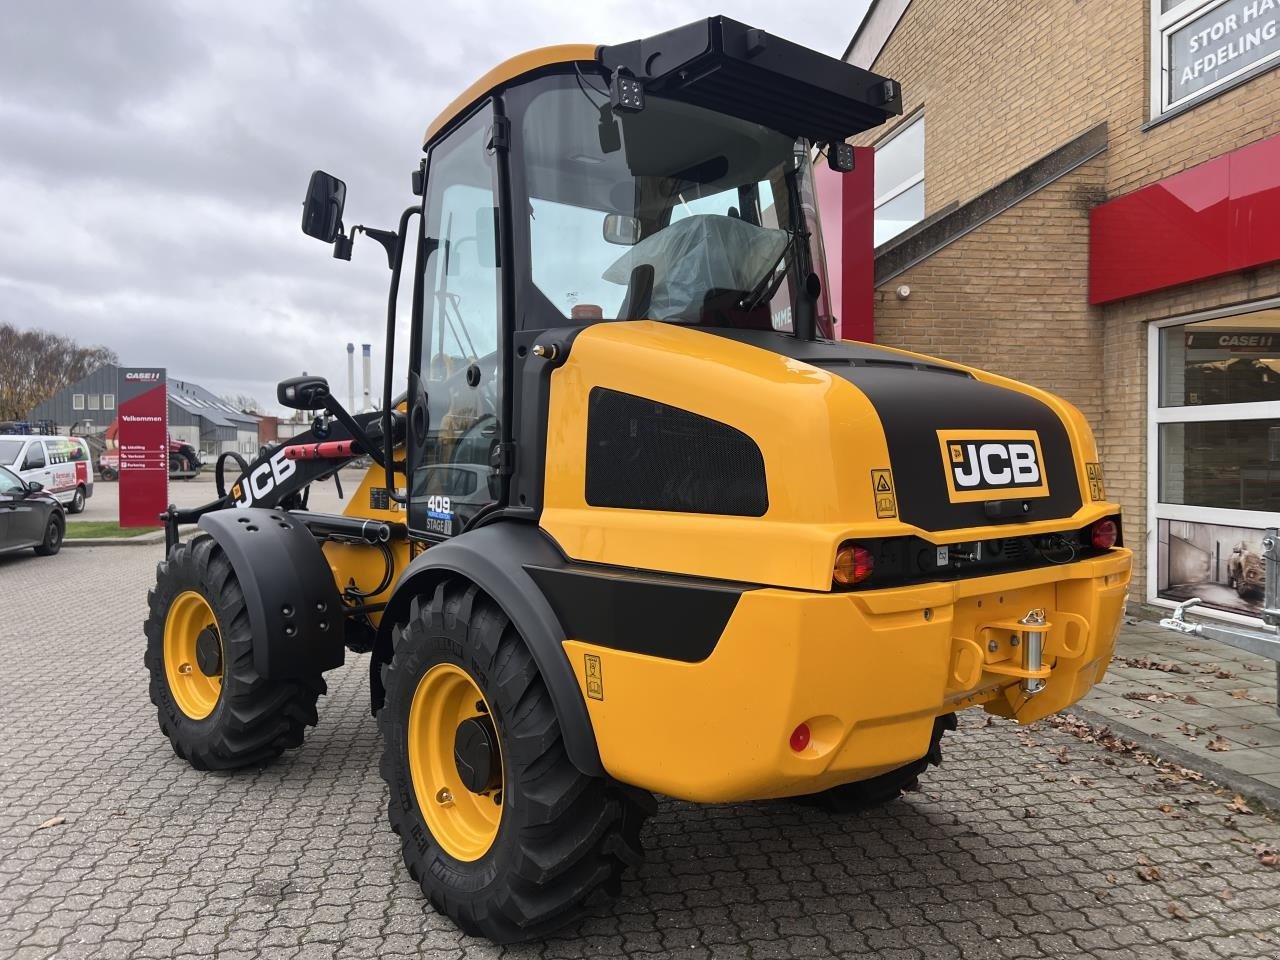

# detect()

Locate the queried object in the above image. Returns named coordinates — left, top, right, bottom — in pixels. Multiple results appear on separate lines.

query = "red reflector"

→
left=789, top=723, right=811, bottom=752
left=833, top=544, right=875, bottom=585
left=1091, top=519, right=1118, bottom=550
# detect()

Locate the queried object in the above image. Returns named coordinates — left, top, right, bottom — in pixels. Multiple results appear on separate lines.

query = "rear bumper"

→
left=567, top=548, right=1131, bottom=803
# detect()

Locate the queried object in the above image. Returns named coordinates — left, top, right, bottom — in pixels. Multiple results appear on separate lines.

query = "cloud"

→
left=2, top=0, right=870, bottom=412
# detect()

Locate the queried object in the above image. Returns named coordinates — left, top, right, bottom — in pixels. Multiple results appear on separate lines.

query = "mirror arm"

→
left=333, top=225, right=399, bottom=269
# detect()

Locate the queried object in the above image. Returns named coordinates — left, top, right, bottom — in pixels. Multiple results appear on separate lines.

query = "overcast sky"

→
left=2, top=1, right=869, bottom=414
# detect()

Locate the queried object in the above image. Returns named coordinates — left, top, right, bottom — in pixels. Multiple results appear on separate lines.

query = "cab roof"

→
left=423, top=44, right=597, bottom=147
left=422, top=18, right=900, bottom=151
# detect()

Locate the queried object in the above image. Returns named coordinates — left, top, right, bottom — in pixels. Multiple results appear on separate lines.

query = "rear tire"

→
left=33, top=514, right=63, bottom=556
left=143, top=534, right=322, bottom=770
left=68, top=485, right=86, bottom=514
left=378, top=578, right=650, bottom=943
left=807, top=713, right=956, bottom=813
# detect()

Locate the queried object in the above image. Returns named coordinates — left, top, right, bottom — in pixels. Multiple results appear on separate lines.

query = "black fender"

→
left=197, top=508, right=344, bottom=686
left=372, top=521, right=604, bottom=778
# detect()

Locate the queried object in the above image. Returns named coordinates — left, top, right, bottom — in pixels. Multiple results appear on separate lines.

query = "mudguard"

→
left=198, top=508, right=344, bottom=685
left=374, top=521, right=604, bottom=778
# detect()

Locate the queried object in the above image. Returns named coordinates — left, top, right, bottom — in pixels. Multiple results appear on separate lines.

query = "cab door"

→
left=407, top=105, right=505, bottom=538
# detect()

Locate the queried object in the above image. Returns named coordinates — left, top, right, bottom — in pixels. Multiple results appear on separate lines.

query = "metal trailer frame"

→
left=1160, top=528, right=1279, bottom=716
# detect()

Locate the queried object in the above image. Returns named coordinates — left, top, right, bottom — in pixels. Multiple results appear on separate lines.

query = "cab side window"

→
left=22, top=444, right=46, bottom=470
left=410, top=107, right=503, bottom=537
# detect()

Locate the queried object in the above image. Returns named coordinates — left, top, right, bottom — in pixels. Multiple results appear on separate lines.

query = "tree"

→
left=222, top=393, right=266, bottom=415
left=0, top=323, right=118, bottom=421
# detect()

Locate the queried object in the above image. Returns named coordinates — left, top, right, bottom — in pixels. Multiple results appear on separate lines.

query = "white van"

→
left=0, top=435, right=94, bottom=513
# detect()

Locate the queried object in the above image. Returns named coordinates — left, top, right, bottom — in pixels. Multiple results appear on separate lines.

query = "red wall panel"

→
left=1090, top=133, right=1280, bottom=304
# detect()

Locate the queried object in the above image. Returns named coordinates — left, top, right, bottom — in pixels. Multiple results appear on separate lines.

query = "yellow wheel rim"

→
left=408, top=663, right=504, bottom=861
left=163, top=590, right=223, bottom=720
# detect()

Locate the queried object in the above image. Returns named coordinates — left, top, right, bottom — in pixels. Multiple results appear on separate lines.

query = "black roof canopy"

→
left=597, top=16, right=902, bottom=145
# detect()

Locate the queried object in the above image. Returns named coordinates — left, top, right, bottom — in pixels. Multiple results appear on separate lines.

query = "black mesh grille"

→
left=585, top=388, right=768, bottom=516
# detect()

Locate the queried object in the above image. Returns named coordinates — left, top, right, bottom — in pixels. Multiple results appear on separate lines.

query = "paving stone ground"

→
left=2, top=544, right=1279, bottom=960
left=1083, top=618, right=1280, bottom=794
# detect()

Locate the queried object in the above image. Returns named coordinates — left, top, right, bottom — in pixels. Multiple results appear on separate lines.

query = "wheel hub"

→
left=162, top=591, right=223, bottom=720
left=195, top=627, right=222, bottom=676
left=454, top=715, right=501, bottom=794
left=406, top=663, right=504, bottom=861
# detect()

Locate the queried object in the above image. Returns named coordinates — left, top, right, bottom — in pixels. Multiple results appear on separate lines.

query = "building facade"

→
left=29, top=366, right=260, bottom=459
left=840, top=0, right=1280, bottom=622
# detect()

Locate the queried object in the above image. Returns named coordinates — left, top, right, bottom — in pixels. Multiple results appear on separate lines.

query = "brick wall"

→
left=853, top=0, right=1280, bottom=211
left=873, top=157, right=1106, bottom=423
left=852, top=0, right=1280, bottom=604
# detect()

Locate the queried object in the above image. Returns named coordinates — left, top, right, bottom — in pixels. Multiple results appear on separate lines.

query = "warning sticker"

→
left=1085, top=462, right=1106, bottom=501
left=870, top=468, right=897, bottom=519
left=584, top=654, right=604, bottom=701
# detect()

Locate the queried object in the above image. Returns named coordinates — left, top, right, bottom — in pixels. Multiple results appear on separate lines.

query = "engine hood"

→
left=704, top=328, right=1084, bottom=533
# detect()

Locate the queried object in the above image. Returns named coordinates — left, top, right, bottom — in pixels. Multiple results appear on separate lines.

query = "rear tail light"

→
left=1090, top=519, right=1118, bottom=550
left=833, top=544, right=875, bottom=586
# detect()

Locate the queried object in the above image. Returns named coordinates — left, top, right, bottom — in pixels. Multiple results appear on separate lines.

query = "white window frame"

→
left=102, top=394, right=115, bottom=410
left=872, top=112, right=924, bottom=210
left=72, top=394, right=84, bottom=411
left=1146, top=295, right=1280, bottom=625
left=1150, top=0, right=1280, bottom=117
left=87, top=394, right=100, bottom=411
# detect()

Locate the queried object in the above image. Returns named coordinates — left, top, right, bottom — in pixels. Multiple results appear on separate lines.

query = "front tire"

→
left=379, top=579, right=649, bottom=943
left=143, top=535, right=322, bottom=770
left=33, top=514, right=63, bottom=556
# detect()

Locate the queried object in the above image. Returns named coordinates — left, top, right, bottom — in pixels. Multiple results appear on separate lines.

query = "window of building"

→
left=1149, top=301, right=1280, bottom=620
left=103, top=394, right=115, bottom=410
left=72, top=394, right=84, bottom=411
left=873, top=113, right=924, bottom=246
left=87, top=394, right=100, bottom=411
left=1151, top=0, right=1280, bottom=116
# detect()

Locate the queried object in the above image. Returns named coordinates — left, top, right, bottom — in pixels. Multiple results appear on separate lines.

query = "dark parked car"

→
left=0, top=465, right=64, bottom=557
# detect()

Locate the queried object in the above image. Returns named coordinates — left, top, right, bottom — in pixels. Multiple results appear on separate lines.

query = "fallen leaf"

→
left=34, top=816, right=65, bottom=831
left=1117, top=657, right=1190, bottom=675
left=1057, top=747, right=1070, bottom=764
left=1257, top=844, right=1279, bottom=868
left=1215, top=670, right=1234, bottom=680
left=1206, top=737, right=1232, bottom=752
left=1023, top=807, right=1039, bottom=819
left=1166, top=903, right=1189, bottom=920
left=1105, top=872, right=1118, bottom=884
left=1230, top=689, right=1249, bottom=699
left=1227, top=795, right=1253, bottom=815
left=1137, top=865, right=1162, bottom=882
left=1217, top=889, right=1234, bottom=900
left=1182, top=694, right=1201, bottom=704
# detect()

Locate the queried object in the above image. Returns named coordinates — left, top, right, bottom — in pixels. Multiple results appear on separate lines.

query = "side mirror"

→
left=277, top=375, right=331, bottom=410
left=603, top=213, right=641, bottom=245
left=25, top=481, right=44, bottom=493
left=301, top=171, right=347, bottom=243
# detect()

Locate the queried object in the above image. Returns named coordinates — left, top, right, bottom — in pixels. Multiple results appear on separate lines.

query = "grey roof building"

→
left=29, top=364, right=261, bottom=456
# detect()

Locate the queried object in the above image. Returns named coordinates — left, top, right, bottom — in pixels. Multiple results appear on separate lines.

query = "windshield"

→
left=509, top=70, right=833, bottom=337
left=0, top=439, right=22, bottom=466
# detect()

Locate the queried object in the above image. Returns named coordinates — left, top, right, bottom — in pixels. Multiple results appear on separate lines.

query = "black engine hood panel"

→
left=702, top=329, right=1084, bottom=532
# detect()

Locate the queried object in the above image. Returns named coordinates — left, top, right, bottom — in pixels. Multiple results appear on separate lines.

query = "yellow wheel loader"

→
left=144, top=16, right=1132, bottom=943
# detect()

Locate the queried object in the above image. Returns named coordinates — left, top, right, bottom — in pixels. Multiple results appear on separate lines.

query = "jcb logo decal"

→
left=936, top=430, right=1049, bottom=503
left=231, top=449, right=297, bottom=508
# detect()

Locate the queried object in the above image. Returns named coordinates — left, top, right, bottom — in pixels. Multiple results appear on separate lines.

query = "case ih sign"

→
left=117, top=368, right=168, bottom=527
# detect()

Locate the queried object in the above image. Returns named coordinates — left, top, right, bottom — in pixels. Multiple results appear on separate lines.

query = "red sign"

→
left=118, top=368, right=168, bottom=527
left=1089, top=132, right=1280, bottom=304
